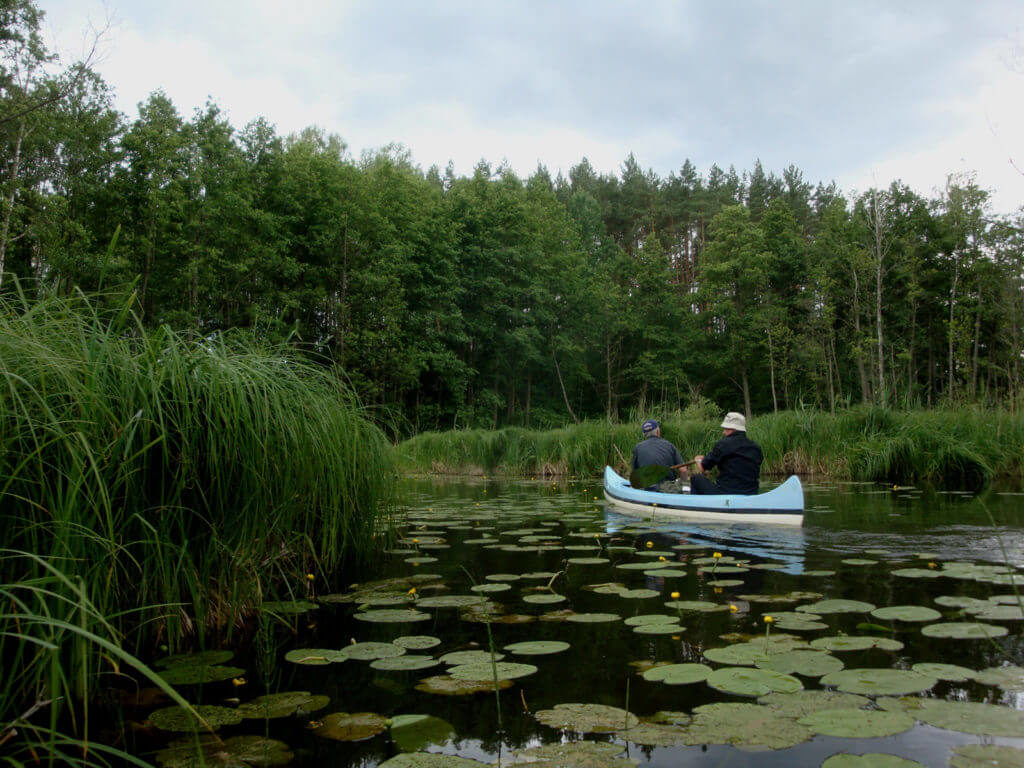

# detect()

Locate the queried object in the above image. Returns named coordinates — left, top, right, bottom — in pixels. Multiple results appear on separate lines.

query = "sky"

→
left=39, top=0, right=1024, bottom=213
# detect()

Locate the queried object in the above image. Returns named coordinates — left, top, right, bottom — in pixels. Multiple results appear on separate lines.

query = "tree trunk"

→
left=767, top=322, right=779, bottom=413
left=875, top=244, right=886, bottom=406
left=552, top=346, right=579, bottom=424
left=851, top=266, right=870, bottom=402
left=741, top=367, right=752, bottom=422
left=948, top=254, right=960, bottom=398
left=0, top=119, right=26, bottom=286
left=971, top=287, right=983, bottom=398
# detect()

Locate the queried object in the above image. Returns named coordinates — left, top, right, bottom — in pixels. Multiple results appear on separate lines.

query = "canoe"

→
left=602, top=466, right=804, bottom=526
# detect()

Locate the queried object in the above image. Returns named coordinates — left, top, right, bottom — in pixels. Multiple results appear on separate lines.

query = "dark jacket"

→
left=632, top=436, right=684, bottom=481
left=699, top=431, right=763, bottom=494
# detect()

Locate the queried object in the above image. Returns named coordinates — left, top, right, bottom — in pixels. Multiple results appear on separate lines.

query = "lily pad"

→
left=633, top=622, right=683, bottom=635
left=973, top=665, right=1024, bottom=690
left=485, top=573, right=520, bottom=581
left=393, top=635, right=442, bottom=651
left=950, top=745, right=1024, bottom=768
left=284, top=648, right=345, bottom=666
left=313, top=712, right=388, bottom=742
left=796, top=599, right=875, bottom=614
left=503, top=640, right=570, bottom=656
left=798, top=708, right=914, bottom=737
left=705, top=579, right=744, bottom=587
left=755, top=650, right=844, bottom=677
left=149, top=705, right=244, bottom=732
left=706, top=666, right=803, bottom=696
left=613, top=588, right=661, bottom=599
left=416, top=595, right=486, bottom=608
left=261, top=600, right=318, bottom=615
left=684, top=702, right=813, bottom=750
left=879, top=697, right=1024, bottom=736
left=616, top=562, right=667, bottom=571
left=522, top=593, right=567, bottom=604
left=802, top=570, right=835, bottom=577
left=413, top=674, right=513, bottom=696
left=509, top=741, right=636, bottom=766
left=920, top=622, right=1008, bottom=639
left=565, top=612, right=621, bottom=623
left=642, top=663, right=712, bottom=685
left=237, top=691, right=329, bottom=719
left=911, top=662, right=976, bottom=681
left=158, top=665, right=246, bottom=685
left=841, top=558, right=877, bottom=566
left=819, top=668, right=937, bottom=696
left=811, top=636, right=904, bottom=652
left=821, top=754, right=925, bottom=768
left=757, top=690, right=870, bottom=717
left=617, top=722, right=689, bottom=747
left=388, top=714, right=456, bottom=752
left=624, top=614, right=677, bottom=626
left=155, top=735, right=293, bottom=767
left=534, top=703, right=639, bottom=733
left=156, top=650, right=234, bottom=669
left=355, top=609, right=431, bottom=623
left=970, top=605, right=1024, bottom=621
left=644, top=568, right=687, bottom=578
left=341, top=642, right=407, bottom=661
left=447, top=662, right=537, bottom=681
left=870, top=605, right=942, bottom=622
left=585, top=583, right=627, bottom=594
left=371, top=655, right=440, bottom=671
left=438, top=650, right=504, bottom=665
left=891, top=568, right=941, bottom=579
left=567, top=557, right=609, bottom=565
left=663, top=600, right=728, bottom=613
left=379, top=754, right=489, bottom=768
left=470, top=583, right=511, bottom=593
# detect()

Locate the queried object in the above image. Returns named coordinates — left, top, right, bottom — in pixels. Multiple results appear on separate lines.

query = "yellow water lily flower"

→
left=232, top=677, right=247, bottom=686
left=763, top=615, right=774, bottom=623
left=412, top=538, right=419, bottom=544
left=407, top=587, right=417, bottom=595
left=729, top=604, right=738, bottom=613
left=646, top=541, right=654, bottom=549
left=713, top=552, right=723, bottom=559
left=305, top=573, right=315, bottom=581
left=670, top=591, right=680, bottom=599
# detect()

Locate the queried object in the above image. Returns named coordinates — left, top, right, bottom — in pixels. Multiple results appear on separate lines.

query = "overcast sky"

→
left=40, top=0, right=1024, bottom=212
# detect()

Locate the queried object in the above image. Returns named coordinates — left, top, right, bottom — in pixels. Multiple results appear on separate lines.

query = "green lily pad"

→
left=522, top=593, right=567, bottom=604
left=585, top=583, right=627, bottom=594
left=393, top=635, right=441, bottom=650
left=646, top=710, right=691, bottom=724
left=633, top=622, right=684, bottom=635
left=438, top=650, right=504, bottom=665
left=841, top=558, right=877, bottom=566
left=261, top=600, right=318, bottom=615
left=624, top=614, right=677, bottom=626
left=911, top=662, right=976, bottom=681
left=155, top=735, right=293, bottom=767
left=149, top=705, right=244, bottom=732
left=703, top=638, right=806, bottom=665
left=970, top=605, right=1024, bottom=621
left=950, top=745, right=1024, bottom=768
left=158, top=665, right=245, bottom=685
left=284, top=648, right=345, bottom=665
left=796, top=599, right=875, bottom=614
left=447, top=662, right=537, bottom=681
left=617, top=562, right=667, bottom=571
left=802, top=570, right=835, bottom=577
left=313, top=712, right=388, bottom=741
left=891, top=568, right=942, bottom=579
left=879, top=697, right=1024, bottom=736
left=705, top=579, right=744, bottom=587
left=617, top=722, right=689, bottom=747
left=757, top=690, right=870, bottom=717
left=371, top=655, right=440, bottom=671
left=935, top=595, right=995, bottom=609
left=565, top=612, right=621, bottom=623
left=470, top=583, right=511, bottom=593
left=821, top=754, right=925, bottom=768
left=503, top=641, right=570, bottom=656
left=644, top=568, right=687, bottom=578
left=819, top=668, right=937, bottom=695
left=706, top=666, right=803, bottom=696
left=388, top=714, right=456, bottom=752
left=973, top=665, right=1024, bottom=690
left=416, top=595, right=486, bottom=608
left=921, top=622, right=1008, bottom=639
left=697, top=565, right=749, bottom=574
left=567, top=557, right=609, bottom=565
left=810, top=636, right=904, bottom=652
left=341, top=642, right=407, bottom=661
left=684, top=702, right=813, bottom=750
left=509, top=741, right=635, bottom=766
left=755, top=650, right=844, bottom=677
left=870, top=605, right=942, bottom=622
left=237, top=691, right=329, bottom=719
left=405, top=557, right=438, bottom=565
left=355, top=609, right=431, bottom=623
left=520, top=571, right=558, bottom=580
left=799, top=708, right=914, bottom=737
left=156, top=650, right=234, bottom=669
left=534, top=703, right=639, bottom=733
left=614, top=588, right=661, bottom=599
left=642, top=663, right=712, bottom=684
left=485, top=573, right=520, bottom=581
left=663, top=600, right=727, bottom=612
left=378, top=753, right=489, bottom=767
left=413, top=674, right=513, bottom=696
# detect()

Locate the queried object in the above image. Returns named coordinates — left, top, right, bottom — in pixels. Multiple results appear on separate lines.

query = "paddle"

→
left=629, top=461, right=697, bottom=489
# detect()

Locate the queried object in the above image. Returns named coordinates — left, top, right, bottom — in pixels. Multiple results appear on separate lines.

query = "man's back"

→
left=701, top=431, right=763, bottom=494
left=632, top=436, right=684, bottom=481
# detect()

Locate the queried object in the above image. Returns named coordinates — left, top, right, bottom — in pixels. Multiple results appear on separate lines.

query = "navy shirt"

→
left=700, top=431, right=763, bottom=494
left=632, top=436, right=684, bottom=481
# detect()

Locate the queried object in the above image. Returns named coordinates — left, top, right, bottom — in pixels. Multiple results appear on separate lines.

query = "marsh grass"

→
left=0, top=285, right=396, bottom=754
left=399, top=406, right=1024, bottom=487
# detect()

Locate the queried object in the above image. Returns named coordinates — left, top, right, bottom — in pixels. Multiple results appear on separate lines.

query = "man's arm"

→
left=631, top=446, right=640, bottom=470
left=698, top=440, right=725, bottom=472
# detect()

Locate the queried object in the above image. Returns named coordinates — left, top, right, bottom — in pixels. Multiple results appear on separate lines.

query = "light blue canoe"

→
left=602, top=466, right=804, bottom=526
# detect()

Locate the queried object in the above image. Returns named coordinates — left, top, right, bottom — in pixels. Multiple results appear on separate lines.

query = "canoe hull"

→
left=602, top=466, right=804, bottom=526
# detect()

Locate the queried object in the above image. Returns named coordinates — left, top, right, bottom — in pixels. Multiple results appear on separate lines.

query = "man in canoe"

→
left=689, top=412, right=763, bottom=495
left=632, top=419, right=686, bottom=492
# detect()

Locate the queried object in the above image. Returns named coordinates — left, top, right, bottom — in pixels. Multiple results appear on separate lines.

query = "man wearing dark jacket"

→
left=690, top=412, right=762, bottom=495
left=632, top=419, right=685, bottom=491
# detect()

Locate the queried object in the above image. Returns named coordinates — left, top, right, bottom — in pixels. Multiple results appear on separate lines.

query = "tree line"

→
left=2, top=1, right=1023, bottom=434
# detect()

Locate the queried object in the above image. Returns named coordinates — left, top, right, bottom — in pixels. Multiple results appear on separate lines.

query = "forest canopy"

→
left=2, top=1, right=1022, bottom=435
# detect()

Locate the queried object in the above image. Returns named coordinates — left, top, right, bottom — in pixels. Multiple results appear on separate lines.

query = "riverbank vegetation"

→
left=399, top=407, right=1024, bottom=487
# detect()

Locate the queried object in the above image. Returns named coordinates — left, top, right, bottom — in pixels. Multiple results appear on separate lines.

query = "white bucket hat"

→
left=721, top=412, right=746, bottom=431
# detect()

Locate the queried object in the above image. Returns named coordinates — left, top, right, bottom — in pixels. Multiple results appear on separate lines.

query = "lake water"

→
left=135, top=477, right=1024, bottom=767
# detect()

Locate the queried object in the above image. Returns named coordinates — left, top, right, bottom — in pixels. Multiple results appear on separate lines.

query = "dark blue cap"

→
left=641, top=419, right=659, bottom=434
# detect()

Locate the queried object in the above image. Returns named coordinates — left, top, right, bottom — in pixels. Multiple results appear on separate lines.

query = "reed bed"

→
left=399, top=407, right=1024, bottom=487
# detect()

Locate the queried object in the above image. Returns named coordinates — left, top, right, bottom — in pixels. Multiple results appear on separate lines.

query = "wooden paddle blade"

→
left=629, top=464, right=669, bottom=489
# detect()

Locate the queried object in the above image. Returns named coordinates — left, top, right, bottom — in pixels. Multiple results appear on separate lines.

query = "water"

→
left=129, top=478, right=1024, bottom=767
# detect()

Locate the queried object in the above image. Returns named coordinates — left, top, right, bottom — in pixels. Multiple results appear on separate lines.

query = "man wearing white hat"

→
left=689, top=412, right=763, bottom=495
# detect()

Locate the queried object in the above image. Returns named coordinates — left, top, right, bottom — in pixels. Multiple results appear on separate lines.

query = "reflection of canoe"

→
left=603, top=466, right=804, bottom=526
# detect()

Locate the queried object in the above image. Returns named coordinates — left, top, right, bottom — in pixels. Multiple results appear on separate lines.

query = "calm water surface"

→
left=139, top=477, right=1024, bottom=767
